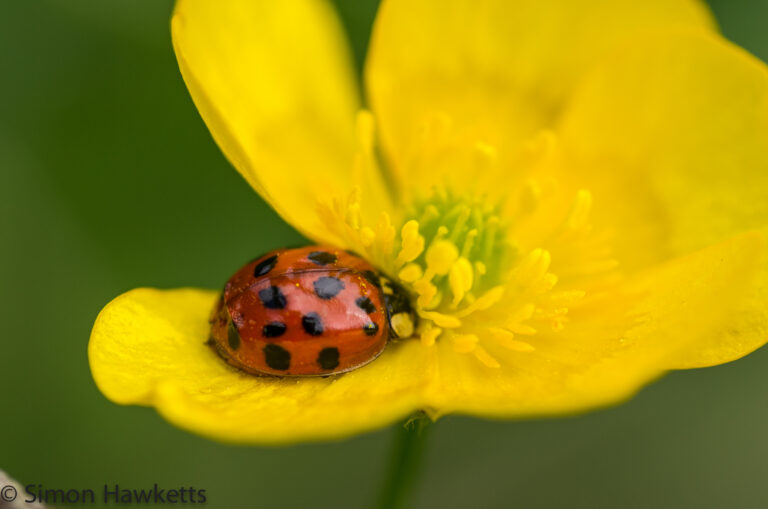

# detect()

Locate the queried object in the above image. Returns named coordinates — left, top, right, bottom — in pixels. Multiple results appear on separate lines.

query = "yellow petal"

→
left=365, top=0, right=715, bottom=190
left=89, top=288, right=432, bottom=444
left=559, top=30, right=768, bottom=365
left=172, top=0, right=390, bottom=245
left=425, top=232, right=766, bottom=417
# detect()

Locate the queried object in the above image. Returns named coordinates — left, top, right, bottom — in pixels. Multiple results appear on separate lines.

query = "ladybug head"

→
left=379, top=276, right=418, bottom=339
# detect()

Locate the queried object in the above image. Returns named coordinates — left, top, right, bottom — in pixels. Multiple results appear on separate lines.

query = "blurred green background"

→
left=2, top=1, right=767, bottom=508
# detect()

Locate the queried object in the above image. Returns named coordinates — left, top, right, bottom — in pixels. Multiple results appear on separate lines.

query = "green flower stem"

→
left=377, top=414, right=432, bottom=509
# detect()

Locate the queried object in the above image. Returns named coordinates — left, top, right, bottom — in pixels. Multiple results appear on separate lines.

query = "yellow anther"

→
left=429, top=290, right=444, bottom=309
left=449, top=257, right=474, bottom=307
left=398, top=263, right=423, bottom=283
left=452, top=334, right=479, bottom=353
left=395, top=220, right=425, bottom=265
left=473, top=346, right=500, bottom=368
left=376, top=213, right=395, bottom=255
left=425, top=240, right=459, bottom=276
left=476, top=287, right=506, bottom=309
left=397, top=263, right=424, bottom=283
left=488, top=327, right=536, bottom=352
left=509, top=303, right=536, bottom=323
left=419, top=310, right=461, bottom=328
left=456, top=286, right=504, bottom=317
left=420, top=326, right=442, bottom=347
left=413, top=279, right=439, bottom=309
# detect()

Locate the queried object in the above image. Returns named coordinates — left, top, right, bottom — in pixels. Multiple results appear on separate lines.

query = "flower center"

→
left=398, top=187, right=510, bottom=311
left=317, top=111, right=619, bottom=368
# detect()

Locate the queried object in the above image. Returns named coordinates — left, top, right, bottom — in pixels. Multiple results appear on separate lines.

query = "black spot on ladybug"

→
left=263, top=343, right=291, bottom=371
left=362, top=270, right=382, bottom=289
left=259, top=285, right=286, bottom=309
left=262, top=321, right=287, bottom=338
left=317, top=347, right=340, bottom=370
left=253, top=255, right=278, bottom=277
left=345, top=249, right=361, bottom=258
left=314, top=276, right=345, bottom=299
left=302, top=312, right=324, bottom=336
left=228, top=321, right=241, bottom=350
left=308, top=251, right=337, bottom=266
left=363, top=322, right=379, bottom=336
left=356, top=296, right=376, bottom=314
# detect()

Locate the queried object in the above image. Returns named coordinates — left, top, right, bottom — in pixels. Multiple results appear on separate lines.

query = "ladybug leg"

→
left=382, top=277, right=418, bottom=339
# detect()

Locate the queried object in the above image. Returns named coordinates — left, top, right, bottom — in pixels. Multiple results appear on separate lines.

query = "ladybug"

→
left=208, top=246, right=417, bottom=376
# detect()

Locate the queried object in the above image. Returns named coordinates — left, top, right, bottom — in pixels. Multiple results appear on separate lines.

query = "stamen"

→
left=413, top=279, right=439, bottom=309
left=509, top=303, right=536, bottom=323
left=395, top=220, right=425, bottom=266
left=473, top=346, right=501, bottom=368
left=420, top=325, right=442, bottom=347
left=375, top=213, right=395, bottom=258
left=455, top=286, right=505, bottom=318
left=488, top=328, right=535, bottom=352
left=398, top=263, right=423, bottom=283
left=425, top=240, right=458, bottom=276
left=419, top=310, right=461, bottom=329
left=460, top=229, right=478, bottom=258
left=449, top=257, right=473, bottom=307
left=317, top=112, right=620, bottom=370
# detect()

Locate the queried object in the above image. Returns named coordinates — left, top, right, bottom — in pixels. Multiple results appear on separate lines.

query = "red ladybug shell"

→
left=209, top=246, right=388, bottom=376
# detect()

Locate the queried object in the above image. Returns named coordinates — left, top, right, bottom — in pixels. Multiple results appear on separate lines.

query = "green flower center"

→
left=397, top=187, right=513, bottom=311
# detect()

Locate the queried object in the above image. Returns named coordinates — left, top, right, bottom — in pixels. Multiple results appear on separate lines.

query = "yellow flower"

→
left=89, top=0, right=768, bottom=444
